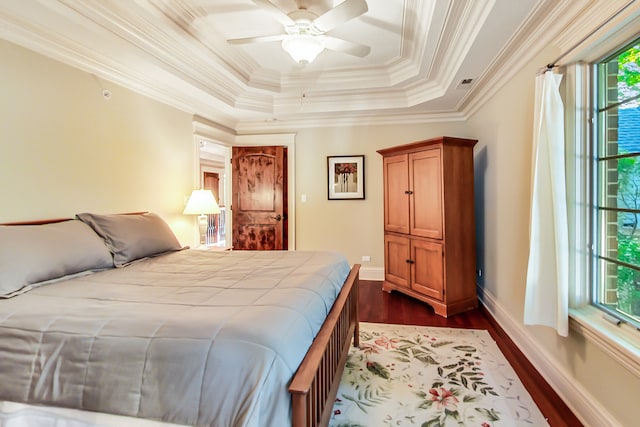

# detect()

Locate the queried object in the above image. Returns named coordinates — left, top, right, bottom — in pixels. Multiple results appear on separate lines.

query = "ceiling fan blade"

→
left=252, top=0, right=296, bottom=26
left=323, top=36, right=370, bottom=57
left=313, top=0, right=368, bottom=32
left=227, top=34, right=287, bottom=45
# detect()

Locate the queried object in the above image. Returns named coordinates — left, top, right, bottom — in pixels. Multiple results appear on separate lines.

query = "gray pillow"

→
left=0, top=219, right=114, bottom=297
left=76, top=212, right=182, bottom=267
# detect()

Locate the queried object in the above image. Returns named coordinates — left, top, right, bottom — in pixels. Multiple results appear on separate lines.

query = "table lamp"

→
left=183, top=189, right=220, bottom=244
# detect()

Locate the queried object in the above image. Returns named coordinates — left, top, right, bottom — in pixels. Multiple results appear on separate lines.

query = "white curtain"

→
left=524, top=71, right=569, bottom=337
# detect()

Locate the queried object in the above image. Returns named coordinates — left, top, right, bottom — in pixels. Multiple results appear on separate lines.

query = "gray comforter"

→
left=0, top=249, right=351, bottom=427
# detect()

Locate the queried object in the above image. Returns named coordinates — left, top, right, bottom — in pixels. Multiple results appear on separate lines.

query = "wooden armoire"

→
left=377, top=136, right=478, bottom=317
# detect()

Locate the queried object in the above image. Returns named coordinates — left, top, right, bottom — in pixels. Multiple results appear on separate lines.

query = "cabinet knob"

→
left=404, top=190, right=413, bottom=195
left=406, top=259, right=415, bottom=264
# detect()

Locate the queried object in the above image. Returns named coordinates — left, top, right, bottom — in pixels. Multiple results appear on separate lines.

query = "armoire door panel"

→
left=383, top=155, right=410, bottom=234
left=410, top=149, right=443, bottom=239
left=384, top=234, right=410, bottom=288
left=411, top=239, right=444, bottom=300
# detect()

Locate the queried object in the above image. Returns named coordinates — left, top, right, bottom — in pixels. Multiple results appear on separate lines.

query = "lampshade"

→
left=183, top=189, right=220, bottom=215
left=282, top=35, right=324, bottom=64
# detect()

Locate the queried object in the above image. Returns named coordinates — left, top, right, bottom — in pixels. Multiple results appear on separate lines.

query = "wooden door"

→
left=203, top=172, right=220, bottom=201
left=410, top=148, right=443, bottom=239
left=383, top=154, right=410, bottom=234
left=411, top=239, right=444, bottom=300
left=231, top=146, right=287, bottom=250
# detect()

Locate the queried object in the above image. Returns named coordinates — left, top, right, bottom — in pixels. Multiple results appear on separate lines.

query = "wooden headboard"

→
left=1, top=212, right=148, bottom=226
left=0, top=218, right=72, bottom=226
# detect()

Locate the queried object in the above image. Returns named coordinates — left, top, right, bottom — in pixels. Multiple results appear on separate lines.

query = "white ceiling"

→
left=0, top=0, right=631, bottom=133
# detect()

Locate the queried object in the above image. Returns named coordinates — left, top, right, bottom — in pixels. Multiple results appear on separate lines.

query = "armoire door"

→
left=383, top=154, right=410, bottom=234
left=409, top=148, right=443, bottom=239
left=411, top=239, right=444, bottom=301
left=384, top=233, right=410, bottom=288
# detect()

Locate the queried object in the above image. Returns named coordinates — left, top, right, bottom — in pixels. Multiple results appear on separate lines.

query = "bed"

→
left=0, top=212, right=360, bottom=427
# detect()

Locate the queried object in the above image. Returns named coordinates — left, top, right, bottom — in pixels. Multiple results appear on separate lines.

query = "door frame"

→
left=193, top=124, right=296, bottom=250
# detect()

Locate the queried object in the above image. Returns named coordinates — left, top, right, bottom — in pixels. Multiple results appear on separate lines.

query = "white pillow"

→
left=0, top=220, right=114, bottom=297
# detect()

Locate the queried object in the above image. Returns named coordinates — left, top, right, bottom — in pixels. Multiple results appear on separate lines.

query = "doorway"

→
left=231, top=145, right=288, bottom=250
left=198, top=140, right=228, bottom=248
left=202, top=171, right=225, bottom=247
left=195, top=126, right=297, bottom=250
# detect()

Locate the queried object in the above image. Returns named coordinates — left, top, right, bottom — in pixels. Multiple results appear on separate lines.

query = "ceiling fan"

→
left=227, top=0, right=371, bottom=64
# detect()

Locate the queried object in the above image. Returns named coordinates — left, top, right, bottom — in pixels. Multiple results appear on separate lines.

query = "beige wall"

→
left=463, top=47, right=639, bottom=427
left=0, top=40, right=197, bottom=246
left=293, top=123, right=474, bottom=267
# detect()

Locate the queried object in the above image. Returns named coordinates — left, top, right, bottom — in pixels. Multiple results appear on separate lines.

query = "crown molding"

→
left=459, top=0, right=590, bottom=118
left=192, top=115, right=236, bottom=145
left=234, top=109, right=467, bottom=134
left=2, top=0, right=607, bottom=133
left=552, top=0, right=637, bottom=52
left=552, top=0, right=640, bottom=64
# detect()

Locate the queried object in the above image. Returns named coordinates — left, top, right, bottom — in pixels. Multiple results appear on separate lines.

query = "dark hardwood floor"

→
left=359, top=280, right=583, bottom=427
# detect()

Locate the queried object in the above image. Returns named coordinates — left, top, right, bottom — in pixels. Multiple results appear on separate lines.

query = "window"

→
left=593, top=37, right=640, bottom=328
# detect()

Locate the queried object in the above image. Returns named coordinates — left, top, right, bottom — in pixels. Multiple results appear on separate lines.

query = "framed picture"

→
left=327, top=155, right=365, bottom=200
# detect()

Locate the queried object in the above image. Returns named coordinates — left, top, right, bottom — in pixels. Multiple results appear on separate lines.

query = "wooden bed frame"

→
left=2, top=216, right=361, bottom=427
left=290, top=263, right=360, bottom=427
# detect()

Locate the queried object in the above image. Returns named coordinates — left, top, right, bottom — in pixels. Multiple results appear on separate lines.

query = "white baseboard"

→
left=358, top=266, right=384, bottom=281
left=478, top=286, right=622, bottom=427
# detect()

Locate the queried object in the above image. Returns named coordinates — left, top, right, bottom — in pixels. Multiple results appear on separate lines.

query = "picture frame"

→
left=327, top=155, right=365, bottom=200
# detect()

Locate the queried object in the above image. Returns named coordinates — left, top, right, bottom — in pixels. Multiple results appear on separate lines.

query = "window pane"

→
left=618, top=227, right=640, bottom=267
left=594, top=38, right=640, bottom=328
left=618, top=101, right=640, bottom=155
left=595, top=258, right=620, bottom=305
left=599, top=158, right=640, bottom=210
left=598, top=209, right=640, bottom=265
left=615, top=263, right=640, bottom=322
left=596, top=258, right=640, bottom=323
left=599, top=42, right=640, bottom=109
left=618, top=43, right=640, bottom=103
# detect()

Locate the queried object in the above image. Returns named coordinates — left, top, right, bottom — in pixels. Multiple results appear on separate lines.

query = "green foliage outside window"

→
left=616, top=157, right=640, bottom=316
left=610, top=43, right=640, bottom=319
left=618, top=45, right=640, bottom=91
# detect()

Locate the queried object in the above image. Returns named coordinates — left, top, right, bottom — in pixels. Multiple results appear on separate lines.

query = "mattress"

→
left=0, top=249, right=351, bottom=427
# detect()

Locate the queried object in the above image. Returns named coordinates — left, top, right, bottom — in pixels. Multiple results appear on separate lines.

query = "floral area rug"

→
left=330, top=322, right=549, bottom=427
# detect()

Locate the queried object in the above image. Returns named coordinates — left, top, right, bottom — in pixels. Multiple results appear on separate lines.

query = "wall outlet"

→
left=361, top=255, right=371, bottom=262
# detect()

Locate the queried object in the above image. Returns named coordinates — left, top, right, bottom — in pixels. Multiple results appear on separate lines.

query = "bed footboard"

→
left=289, top=264, right=360, bottom=427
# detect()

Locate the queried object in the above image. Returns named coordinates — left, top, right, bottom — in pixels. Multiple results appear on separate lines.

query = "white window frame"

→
left=566, top=37, right=640, bottom=378
left=591, top=39, right=640, bottom=329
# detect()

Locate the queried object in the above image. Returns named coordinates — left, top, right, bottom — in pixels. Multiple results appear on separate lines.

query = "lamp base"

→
left=198, top=214, right=208, bottom=245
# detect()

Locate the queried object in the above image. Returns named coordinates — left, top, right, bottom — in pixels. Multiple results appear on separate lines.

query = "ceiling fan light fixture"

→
left=282, top=35, right=324, bottom=64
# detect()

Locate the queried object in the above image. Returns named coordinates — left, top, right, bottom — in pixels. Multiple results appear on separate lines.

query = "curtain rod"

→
left=540, top=0, right=637, bottom=73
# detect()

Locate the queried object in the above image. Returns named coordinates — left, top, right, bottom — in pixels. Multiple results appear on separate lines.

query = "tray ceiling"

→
left=0, top=0, right=626, bottom=132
